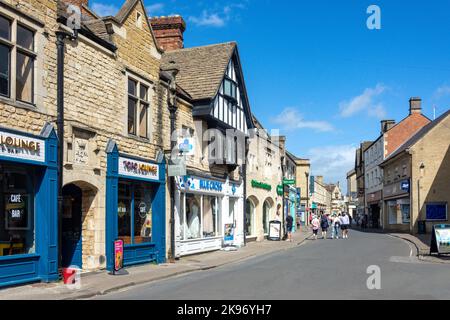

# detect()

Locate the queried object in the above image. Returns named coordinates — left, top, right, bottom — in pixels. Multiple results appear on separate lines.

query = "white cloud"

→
left=339, top=84, right=387, bottom=119
left=272, top=108, right=334, bottom=133
left=189, top=10, right=226, bottom=27
left=91, top=2, right=119, bottom=17
left=434, top=85, right=450, bottom=99
left=307, top=144, right=357, bottom=192
left=146, top=3, right=165, bottom=15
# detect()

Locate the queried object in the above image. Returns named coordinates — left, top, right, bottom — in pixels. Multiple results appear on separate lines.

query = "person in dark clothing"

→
left=320, top=214, right=330, bottom=239
left=286, top=214, right=294, bottom=242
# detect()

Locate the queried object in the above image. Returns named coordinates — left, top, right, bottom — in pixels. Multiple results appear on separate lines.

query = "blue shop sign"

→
left=200, top=180, right=223, bottom=192
left=401, top=180, right=410, bottom=192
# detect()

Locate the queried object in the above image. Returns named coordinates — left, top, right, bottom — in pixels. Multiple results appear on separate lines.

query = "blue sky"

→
left=90, top=0, right=450, bottom=192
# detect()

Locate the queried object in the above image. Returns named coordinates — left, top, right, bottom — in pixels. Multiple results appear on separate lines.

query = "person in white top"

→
left=331, top=215, right=341, bottom=239
left=339, top=213, right=350, bottom=239
left=311, top=215, right=320, bottom=240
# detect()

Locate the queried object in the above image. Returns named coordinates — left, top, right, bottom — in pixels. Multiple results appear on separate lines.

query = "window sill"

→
left=127, top=134, right=151, bottom=144
left=0, top=95, right=37, bottom=111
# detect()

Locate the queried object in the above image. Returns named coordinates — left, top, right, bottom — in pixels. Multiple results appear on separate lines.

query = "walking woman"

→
left=320, top=214, right=329, bottom=239
left=311, top=215, right=320, bottom=240
left=331, top=215, right=341, bottom=239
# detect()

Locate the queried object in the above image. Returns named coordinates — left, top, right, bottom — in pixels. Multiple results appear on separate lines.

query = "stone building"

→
left=310, top=176, right=330, bottom=216
left=380, top=109, right=450, bottom=234
left=295, top=158, right=311, bottom=225
left=153, top=17, right=255, bottom=257
left=245, top=116, right=283, bottom=242
left=326, top=183, right=344, bottom=216
left=364, top=98, right=431, bottom=228
left=346, top=169, right=357, bottom=218
left=355, top=141, right=372, bottom=223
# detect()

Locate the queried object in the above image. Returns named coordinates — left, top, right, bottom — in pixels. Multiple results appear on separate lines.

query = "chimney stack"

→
left=317, top=176, right=324, bottom=185
left=62, top=0, right=90, bottom=16
left=409, top=97, right=422, bottom=115
left=150, top=16, right=186, bottom=51
left=381, top=120, right=396, bottom=134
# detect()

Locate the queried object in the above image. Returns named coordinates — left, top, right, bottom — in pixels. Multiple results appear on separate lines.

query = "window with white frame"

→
left=127, top=76, right=150, bottom=138
left=0, top=14, right=36, bottom=104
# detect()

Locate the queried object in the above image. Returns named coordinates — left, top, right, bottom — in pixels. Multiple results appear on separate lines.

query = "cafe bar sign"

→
left=118, top=156, right=159, bottom=181
left=0, top=130, right=45, bottom=163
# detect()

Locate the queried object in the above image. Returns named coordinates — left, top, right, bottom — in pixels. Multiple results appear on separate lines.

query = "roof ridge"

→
left=164, top=41, right=237, bottom=54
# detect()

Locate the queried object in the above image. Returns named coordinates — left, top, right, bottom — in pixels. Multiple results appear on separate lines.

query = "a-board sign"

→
left=430, top=225, right=450, bottom=255
left=268, top=220, right=282, bottom=241
left=114, top=239, right=124, bottom=272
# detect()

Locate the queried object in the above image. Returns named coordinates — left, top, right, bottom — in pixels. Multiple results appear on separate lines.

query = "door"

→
left=62, top=184, right=83, bottom=268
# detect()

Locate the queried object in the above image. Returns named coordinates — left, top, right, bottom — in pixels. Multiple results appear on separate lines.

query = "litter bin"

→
left=418, top=221, right=426, bottom=234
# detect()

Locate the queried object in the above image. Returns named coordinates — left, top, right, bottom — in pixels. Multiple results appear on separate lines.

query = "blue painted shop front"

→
left=105, top=140, right=166, bottom=271
left=0, top=124, right=59, bottom=288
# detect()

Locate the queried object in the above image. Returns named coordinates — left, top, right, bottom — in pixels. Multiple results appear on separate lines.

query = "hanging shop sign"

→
left=119, top=157, right=159, bottom=181
left=283, top=179, right=296, bottom=186
left=168, top=156, right=186, bottom=177
left=277, top=185, right=283, bottom=196
left=0, top=130, right=45, bottom=163
left=178, top=137, right=195, bottom=156
left=251, top=180, right=272, bottom=191
left=430, top=225, right=450, bottom=255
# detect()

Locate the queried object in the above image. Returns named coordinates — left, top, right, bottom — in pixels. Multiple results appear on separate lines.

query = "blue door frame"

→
left=105, top=140, right=166, bottom=271
left=0, top=123, right=59, bottom=287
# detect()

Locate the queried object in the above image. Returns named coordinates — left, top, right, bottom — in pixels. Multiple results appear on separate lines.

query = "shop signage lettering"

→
left=119, top=157, right=159, bottom=181
left=283, top=179, right=296, bottom=186
left=251, top=180, right=272, bottom=191
left=200, top=180, right=223, bottom=192
left=0, top=131, right=45, bottom=163
left=6, top=193, right=28, bottom=229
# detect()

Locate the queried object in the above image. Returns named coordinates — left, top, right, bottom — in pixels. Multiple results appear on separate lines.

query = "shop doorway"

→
left=370, top=204, right=380, bottom=229
left=62, top=184, right=83, bottom=268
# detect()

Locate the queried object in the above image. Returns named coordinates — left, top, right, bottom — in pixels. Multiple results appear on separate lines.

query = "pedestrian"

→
left=320, top=214, right=329, bottom=239
left=331, top=215, right=341, bottom=239
left=311, top=215, right=320, bottom=240
left=340, top=212, right=350, bottom=239
left=285, top=214, right=294, bottom=242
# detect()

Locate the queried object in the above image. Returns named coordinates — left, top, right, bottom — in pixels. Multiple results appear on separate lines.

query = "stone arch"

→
left=245, top=196, right=259, bottom=237
left=62, top=178, right=103, bottom=271
left=262, top=197, right=275, bottom=235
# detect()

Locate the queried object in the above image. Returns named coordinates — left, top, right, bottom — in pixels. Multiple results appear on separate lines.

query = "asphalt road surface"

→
left=93, top=230, right=450, bottom=300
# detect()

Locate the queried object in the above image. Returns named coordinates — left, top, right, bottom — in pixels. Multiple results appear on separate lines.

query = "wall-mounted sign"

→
left=119, top=157, right=159, bottom=181
left=251, top=180, right=272, bottom=191
left=200, top=180, right=223, bottom=192
left=430, top=225, right=450, bottom=255
left=177, top=176, right=242, bottom=197
left=426, top=203, right=447, bottom=221
left=401, top=180, right=410, bottom=192
left=0, top=130, right=45, bottom=163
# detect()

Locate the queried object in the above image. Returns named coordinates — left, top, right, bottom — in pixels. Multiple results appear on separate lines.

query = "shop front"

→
left=367, top=190, right=382, bottom=229
left=0, top=124, right=58, bottom=287
left=175, top=175, right=244, bottom=257
left=105, top=141, right=166, bottom=271
left=383, top=179, right=411, bottom=232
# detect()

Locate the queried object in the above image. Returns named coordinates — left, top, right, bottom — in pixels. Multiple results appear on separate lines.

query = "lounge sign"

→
left=119, top=157, right=159, bottom=181
left=0, top=130, right=45, bottom=163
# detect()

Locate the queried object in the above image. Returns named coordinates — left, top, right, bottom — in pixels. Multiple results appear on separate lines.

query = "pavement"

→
left=0, top=229, right=312, bottom=300
left=355, top=226, right=450, bottom=264
left=92, top=229, right=450, bottom=300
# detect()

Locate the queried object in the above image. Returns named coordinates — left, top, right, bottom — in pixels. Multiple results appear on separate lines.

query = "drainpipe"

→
left=242, top=136, right=250, bottom=247
left=56, top=30, right=77, bottom=272
left=167, top=69, right=178, bottom=262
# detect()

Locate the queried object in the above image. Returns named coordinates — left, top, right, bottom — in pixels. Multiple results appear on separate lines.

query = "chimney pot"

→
left=150, top=16, right=186, bottom=51
left=409, top=97, right=422, bottom=115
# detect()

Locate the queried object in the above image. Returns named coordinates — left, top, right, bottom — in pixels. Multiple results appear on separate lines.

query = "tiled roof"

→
left=382, top=109, right=450, bottom=164
left=161, top=42, right=236, bottom=101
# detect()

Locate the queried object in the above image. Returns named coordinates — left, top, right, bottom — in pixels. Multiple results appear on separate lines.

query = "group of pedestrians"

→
left=311, top=212, right=351, bottom=240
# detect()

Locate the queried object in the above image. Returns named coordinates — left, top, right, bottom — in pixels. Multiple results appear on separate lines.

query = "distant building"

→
left=346, top=169, right=357, bottom=218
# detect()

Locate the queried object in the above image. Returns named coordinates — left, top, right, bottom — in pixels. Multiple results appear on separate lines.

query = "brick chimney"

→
left=409, top=97, right=422, bottom=115
left=150, top=16, right=186, bottom=51
left=381, top=120, right=396, bottom=134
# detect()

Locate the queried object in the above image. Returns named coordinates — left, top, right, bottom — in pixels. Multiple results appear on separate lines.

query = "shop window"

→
left=127, top=76, right=150, bottom=139
left=203, top=196, right=218, bottom=238
left=0, top=16, right=36, bottom=103
left=0, top=164, right=35, bottom=256
left=118, top=182, right=153, bottom=245
left=387, top=200, right=410, bottom=225
left=185, top=194, right=201, bottom=240
left=178, top=193, right=185, bottom=240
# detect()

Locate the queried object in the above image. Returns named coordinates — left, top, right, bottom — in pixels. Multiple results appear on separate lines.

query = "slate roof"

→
left=381, top=109, right=450, bottom=165
left=161, top=42, right=236, bottom=101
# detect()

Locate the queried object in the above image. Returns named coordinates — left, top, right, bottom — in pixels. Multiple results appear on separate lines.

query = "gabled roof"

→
left=161, top=42, right=236, bottom=101
left=381, top=109, right=450, bottom=165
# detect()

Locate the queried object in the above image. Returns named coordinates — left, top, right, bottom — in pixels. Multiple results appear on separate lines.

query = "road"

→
left=93, top=230, right=450, bottom=300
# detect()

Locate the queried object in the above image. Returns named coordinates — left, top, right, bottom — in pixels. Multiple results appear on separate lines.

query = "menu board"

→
left=5, top=194, right=29, bottom=230
left=430, top=225, right=450, bottom=255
